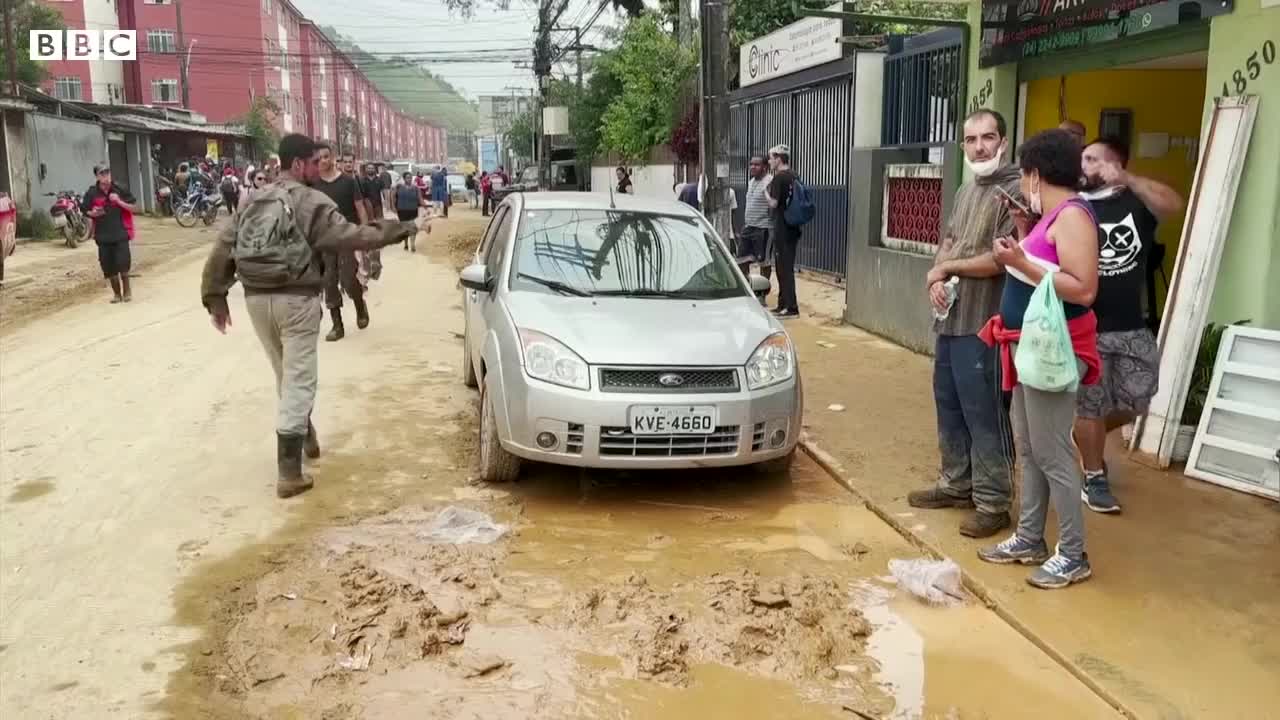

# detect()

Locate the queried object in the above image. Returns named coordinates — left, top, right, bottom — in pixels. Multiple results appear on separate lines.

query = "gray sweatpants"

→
left=1011, top=379, right=1086, bottom=560
left=245, top=293, right=322, bottom=436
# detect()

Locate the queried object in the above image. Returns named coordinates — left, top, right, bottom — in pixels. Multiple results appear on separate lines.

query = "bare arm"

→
left=1002, top=207, right=1099, bottom=306
left=355, top=196, right=369, bottom=225
left=932, top=251, right=1002, bottom=280
left=1125, top=172, right=1183, bottom=222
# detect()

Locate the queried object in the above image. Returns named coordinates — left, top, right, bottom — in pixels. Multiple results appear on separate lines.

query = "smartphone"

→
left=995, top=185, right=1031, bottom=214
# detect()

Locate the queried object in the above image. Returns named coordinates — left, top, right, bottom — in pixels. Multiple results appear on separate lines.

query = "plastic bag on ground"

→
left=888, top=558, right=966, bottom=607
left=417, top=506, right=508, bottom=545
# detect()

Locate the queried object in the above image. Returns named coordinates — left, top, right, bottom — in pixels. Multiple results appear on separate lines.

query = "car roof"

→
left=513, top=191, right=701, bottom=219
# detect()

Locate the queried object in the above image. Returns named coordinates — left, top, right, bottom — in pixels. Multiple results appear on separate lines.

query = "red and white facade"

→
left=38, top=0, right=446, bottom=162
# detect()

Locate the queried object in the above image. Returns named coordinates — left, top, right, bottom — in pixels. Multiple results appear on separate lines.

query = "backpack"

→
left=231, top=186, right=312, bottom=289
left=783, top=177, right=816, bottom=227
left=219, top=174, right=237, bottom=193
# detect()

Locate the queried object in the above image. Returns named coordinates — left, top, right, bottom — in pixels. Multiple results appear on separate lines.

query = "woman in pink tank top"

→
left=977, top=129, right=1101, bottom=590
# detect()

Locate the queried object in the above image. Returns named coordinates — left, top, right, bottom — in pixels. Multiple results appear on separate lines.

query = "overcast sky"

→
left=290, top=0, right=627, bottom=101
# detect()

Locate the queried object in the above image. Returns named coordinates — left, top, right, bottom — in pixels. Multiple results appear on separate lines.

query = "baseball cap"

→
left=93, top=164, right=111, bottom=176
left=769, top=144, right=790, bottom=157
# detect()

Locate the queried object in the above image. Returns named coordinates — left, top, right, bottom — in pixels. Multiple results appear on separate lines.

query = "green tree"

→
left=1, top=0, right=67, bottom=86
left=504, top=110, right=536, bottom=162
left=732, top=0, right=964, bottom=51
left=239, top=97, right=281, bottom=158
left=598, top=15, right=696, bottom=163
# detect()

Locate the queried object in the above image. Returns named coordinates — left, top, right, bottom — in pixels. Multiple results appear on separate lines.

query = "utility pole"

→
left=175, top=0, right=191, bottom=108
left=4, top=0, right=18, bottom=97
left=533, top=0, right=568, bottom=189
left=699, top=0, right=732, bottom=243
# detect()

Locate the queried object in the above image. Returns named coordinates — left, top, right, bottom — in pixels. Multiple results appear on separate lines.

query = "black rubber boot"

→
left=353, top=296, right=370, bottom=330
left=304, top=419, right=321, bottom=459
left=325, top=308, right=344, bottom=342
left=277, top=433, right=314, bottom=498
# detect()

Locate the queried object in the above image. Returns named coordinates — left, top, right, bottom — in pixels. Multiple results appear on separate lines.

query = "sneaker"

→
left=774, top=308, right=800, bottom=319
left=1027, top=552, right=1092, bottom=589
left=1082, top=474, right=1121, bottom=514
left=977, top=534, right=1051, bottom=565
left=960, top=510, right=1011, bottom=538
left=907, top=487, right=974, bottom=509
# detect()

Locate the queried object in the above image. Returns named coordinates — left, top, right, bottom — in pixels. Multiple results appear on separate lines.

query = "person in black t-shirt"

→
left=82, top=165, right=140, bottom=303
left=1074, top=137, right=1184, bottom=514
left=765, top=144, right=800, bottom=318
left=360, top=162, right=386, bottom=281
left=312, top=143, right=369, bottom=341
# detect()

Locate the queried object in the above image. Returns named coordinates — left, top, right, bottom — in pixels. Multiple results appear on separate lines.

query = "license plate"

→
left=629, top=406, right=718, bottom=435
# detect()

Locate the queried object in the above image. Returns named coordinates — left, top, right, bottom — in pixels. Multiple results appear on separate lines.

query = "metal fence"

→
left=881, top=28, right=966, bottom=147
left=729, top=72, right=853, bottom=279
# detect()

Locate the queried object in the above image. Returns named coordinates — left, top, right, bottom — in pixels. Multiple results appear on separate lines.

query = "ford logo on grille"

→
left=658, top=373, right=686, bottom=387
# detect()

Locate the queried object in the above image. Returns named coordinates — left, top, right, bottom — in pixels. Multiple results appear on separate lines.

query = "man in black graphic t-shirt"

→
left=1075, top=137, right=1184, bottom=514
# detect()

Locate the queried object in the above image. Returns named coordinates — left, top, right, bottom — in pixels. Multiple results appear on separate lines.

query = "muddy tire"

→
left=175, top=207, right=199, bottom=228
left=755, top=448, right=796, bottom=476
left=478, top=377, right=520, bottom=483
left=461, top=319, right=478, bottom=389
left=63, top=222, right=80, bottom=249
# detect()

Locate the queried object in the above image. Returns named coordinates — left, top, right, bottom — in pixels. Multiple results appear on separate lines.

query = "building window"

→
left=151, top=78, right=179, bottom=104
left=263, top=0, right=272, bottom=15
left=53, top=77, right=82, bottom=101
left=147, top=29, right=176, bottom=53
left=144, top=0, right=173, bottom=4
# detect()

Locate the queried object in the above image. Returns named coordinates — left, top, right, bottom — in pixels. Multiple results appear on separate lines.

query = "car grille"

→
left=566, top=423, right=585, bottom=455
left=599, top=368, right=739, bottom=394
left=752, top=422, right=766, bottom=451
left=598, top=426, right=741, bottom=457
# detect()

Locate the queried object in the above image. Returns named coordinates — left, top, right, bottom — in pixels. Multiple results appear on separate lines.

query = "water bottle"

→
left=933, top=276, right=960, bottom=321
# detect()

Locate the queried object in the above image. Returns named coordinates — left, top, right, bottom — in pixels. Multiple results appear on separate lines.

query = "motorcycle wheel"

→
left=201, top=208, right=218, bottom=226
left=63, top=220, right=80, bottom=248
left=175, top=206, right=199, bottom=228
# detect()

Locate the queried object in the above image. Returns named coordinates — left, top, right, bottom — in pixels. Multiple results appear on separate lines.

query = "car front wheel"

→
left=478, top=376, right=520, bottom=483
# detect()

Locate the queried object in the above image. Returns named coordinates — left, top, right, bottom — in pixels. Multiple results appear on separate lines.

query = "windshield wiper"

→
left=517, top=273, right=592, bottom=297
left=590, top=288, right=703, bottom=299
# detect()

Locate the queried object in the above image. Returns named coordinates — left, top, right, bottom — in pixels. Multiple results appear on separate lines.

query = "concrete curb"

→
left=799, top=438, right=1141, bottom=720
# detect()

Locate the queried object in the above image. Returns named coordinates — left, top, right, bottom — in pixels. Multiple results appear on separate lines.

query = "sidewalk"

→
left=788, top=279, right=1280, bottom=720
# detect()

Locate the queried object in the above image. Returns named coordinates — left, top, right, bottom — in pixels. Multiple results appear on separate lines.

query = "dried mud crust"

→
left=568, top=570, right=873, bottom=686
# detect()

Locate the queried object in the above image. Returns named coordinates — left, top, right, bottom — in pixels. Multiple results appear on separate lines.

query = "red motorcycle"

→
left=46, top=190, right=89, bottom=248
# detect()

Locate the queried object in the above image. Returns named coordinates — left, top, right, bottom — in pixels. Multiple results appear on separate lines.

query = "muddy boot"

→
left=960, top=510, right=1011, bottom=538
left=325, top=307, right=345, bottom=342
left=304, top=419, right=321, bottom=459
left=108, top=275, right=124, bottom=303
left=353, top=295, right=370, bottom=330
left=906, top=487, right=974, bottom=509
left=121, top=274, right=132, bottom=302
left=276, top=433, right=314, bottom=498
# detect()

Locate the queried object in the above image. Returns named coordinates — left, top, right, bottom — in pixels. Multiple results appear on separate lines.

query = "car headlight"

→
left=518, top=328, right=590, bottom=390
left=745, top=333, right=795, bottom=390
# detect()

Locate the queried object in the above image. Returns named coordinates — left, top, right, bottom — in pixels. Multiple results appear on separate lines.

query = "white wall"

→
left=591, top=164, right=678, bottom=200
left=84, top=0, right=125, bottom=104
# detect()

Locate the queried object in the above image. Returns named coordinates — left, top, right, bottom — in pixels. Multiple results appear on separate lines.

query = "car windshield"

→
left=510, top=209, right=746, bottom=300
left=520, top=167, right=539, bottom=184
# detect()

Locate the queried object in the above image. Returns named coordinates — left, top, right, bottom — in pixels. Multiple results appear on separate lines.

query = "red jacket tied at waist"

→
left=978, top=312, right=1101, bottom=392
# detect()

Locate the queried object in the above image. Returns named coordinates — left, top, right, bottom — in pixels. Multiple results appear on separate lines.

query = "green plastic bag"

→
left=1014, top=271, right=1079, bottom=392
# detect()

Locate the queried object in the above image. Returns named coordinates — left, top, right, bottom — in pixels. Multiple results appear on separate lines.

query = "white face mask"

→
left=1028, top=177, right=1043, bottom=215
left=964, top=145, right=1005, bottom=177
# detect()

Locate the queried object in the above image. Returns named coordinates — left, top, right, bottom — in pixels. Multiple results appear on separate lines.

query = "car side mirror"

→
left=749, top=274, right=771, bottom=295
left=460, top=264, right=492, bottom=292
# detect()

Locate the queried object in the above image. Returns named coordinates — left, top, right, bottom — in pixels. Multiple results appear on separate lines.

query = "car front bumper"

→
left=496, top=368, right=801, bottom=469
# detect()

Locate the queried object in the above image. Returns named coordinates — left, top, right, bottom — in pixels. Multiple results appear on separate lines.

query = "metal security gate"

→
left=881, top=27, right=966, bottom=147
left=730, top=69, right=852, bottom=279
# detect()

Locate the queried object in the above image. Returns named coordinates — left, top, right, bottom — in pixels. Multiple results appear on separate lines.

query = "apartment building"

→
left=38, top=0, right=127, bottom=104
left=38, top=0, right=447, bottom=162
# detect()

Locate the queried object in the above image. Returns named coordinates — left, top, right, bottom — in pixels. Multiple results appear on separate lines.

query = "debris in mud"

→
left=418, top=506, right=509, bottom=545
left=750, top=593, right=791, bottom=609
left=839, top=542, right=872, bottom=559
left=887, top=558, right=966, bottom=607
left=458, top=652, right=509, bottom=678
left=631, top=612, right=690, bottom=684
left=828, top=404, right=847, bottom=412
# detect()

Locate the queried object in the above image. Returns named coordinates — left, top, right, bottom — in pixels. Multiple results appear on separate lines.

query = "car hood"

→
left=504, top=293, right=781, bottom=366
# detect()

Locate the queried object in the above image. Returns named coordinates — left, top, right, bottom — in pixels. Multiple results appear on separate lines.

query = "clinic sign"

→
left=29, top=30, right=137, bottom=61
left=739, top=8, right=842, bottom=88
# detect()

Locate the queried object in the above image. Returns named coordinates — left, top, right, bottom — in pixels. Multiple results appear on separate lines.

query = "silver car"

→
left=459, top=192, right=803, bottom=482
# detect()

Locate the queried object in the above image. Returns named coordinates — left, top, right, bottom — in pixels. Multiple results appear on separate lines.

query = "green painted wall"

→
left=1202, top=0, right=1280, bottom=328
left=965, top=0, right=1280, bottom=329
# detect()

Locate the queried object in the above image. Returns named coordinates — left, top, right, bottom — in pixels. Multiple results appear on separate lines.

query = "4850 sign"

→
left=1221, top=40, right=1275, bottom=97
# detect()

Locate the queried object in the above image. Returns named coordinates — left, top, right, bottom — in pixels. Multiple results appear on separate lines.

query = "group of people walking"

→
left=200, top=134, right=421, bottom=499
left=911, top=109, right=1181, bottom=590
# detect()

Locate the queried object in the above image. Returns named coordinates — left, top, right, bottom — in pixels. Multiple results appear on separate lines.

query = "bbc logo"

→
left=29, top=30, right=137, bottom=61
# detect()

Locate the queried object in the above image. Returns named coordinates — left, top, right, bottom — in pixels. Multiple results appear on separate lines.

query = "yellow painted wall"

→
left=1024, top=68, right=1207, bottom=283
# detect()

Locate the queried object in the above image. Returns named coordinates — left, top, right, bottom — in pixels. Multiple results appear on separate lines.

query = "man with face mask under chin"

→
left=908, top=109, right=1022, bottom=539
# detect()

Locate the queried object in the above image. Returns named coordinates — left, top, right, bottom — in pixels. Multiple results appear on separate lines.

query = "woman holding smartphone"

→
left=977, top=129, right=1102, bottom=590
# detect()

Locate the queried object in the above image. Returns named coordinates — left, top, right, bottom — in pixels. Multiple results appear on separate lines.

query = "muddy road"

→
left=0, top=209, right=1113, bottom=719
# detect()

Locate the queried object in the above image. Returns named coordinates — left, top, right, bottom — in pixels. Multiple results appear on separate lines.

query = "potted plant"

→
left=1175, top=319, right=1250, bottom=461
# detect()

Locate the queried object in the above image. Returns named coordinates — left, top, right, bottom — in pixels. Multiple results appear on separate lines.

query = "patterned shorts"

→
left=1077, top=328, right=1160, bottom=419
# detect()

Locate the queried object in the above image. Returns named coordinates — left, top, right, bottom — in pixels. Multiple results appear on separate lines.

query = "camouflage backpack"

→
left=231, top=185, right=312, bottom=289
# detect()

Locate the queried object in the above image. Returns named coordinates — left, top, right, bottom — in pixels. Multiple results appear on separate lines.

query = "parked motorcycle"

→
left=174, top=189, right=223, bottom=228
left=155, top=176, right=174, bottom=217
left=46, top=191, right=88, bottom=248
